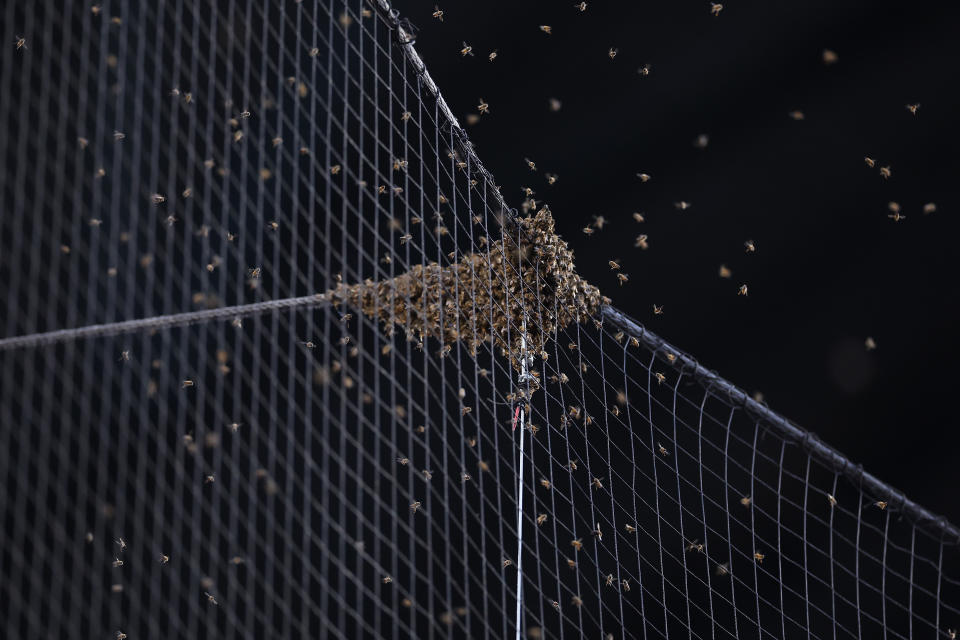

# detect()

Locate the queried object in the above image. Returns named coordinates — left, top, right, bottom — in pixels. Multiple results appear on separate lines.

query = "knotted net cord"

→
left=0, top=1, right=956, bottom=639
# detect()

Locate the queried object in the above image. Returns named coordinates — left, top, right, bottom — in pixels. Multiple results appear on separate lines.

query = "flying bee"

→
left=382, top=576, right=393, bottom=584
left=827, top=494, right=837, bottom=508
left=657, top=442, right=668, bottom=455
left=605, top=574, right=614, bottom=587
left=300, top=340, right=316, bottom=349
left=686, top=539, right=704, bottom=553
left=204, top=474, right=215, bottom=484
left=568, top=459, right=577, bottom=471
left=571, top=538, right=583, bottom=551
left=422, top=469, right=433, bottom=480
left=113, top=557, right=124, bottom=567
left=546, top=173, right=558, bottom=184
left=502, top=558, right=513, bottom=568
left=410, top=501, right=421, bottom=514
left=879, top=165, right=892, bottom=179
left=477, top=98, right=489, bottom=114
left=608, top=260, right=620, bottom=270
left=592, top=477, right=603, bottom=490
left=524, top=157, right=537, bottom=171
left=864, top=156, right=876, bottom=168
left=229, top=422, right=241, bottom=432
left=715, top=562, right=730, bottom=576
left=159, top=554, right=169, bottom=565
left=396, top=456, right=409, bottom=466
left=432, top=5, right=443, bottom=20
left=624, top=524, right=637, bottom=534
left=539, top=25, right=552, bottom=34
left=616, top=273, right=629, bottom=285
left=488, top=50, right=498, bottom=62
left=582, top=226, right=594, bottom=235
left=635, top=234, right=649, bottom=249
left=460, top=42, right=473, bottom=57
left=461, top=472, right=471, bottom=483
left=571, top=595, right=583, bottom=608
left=875, top=500, right=887, bottom=510
left=119, top=350, right=130, bottom=362
left=592, top=523, right=603, bottom=540
left=248, top=267, right=261, bottom=278
left=267, top=220, right=279, bottom=231
left=113, top=131, right=125, bottom=141
left=608, top=47, right=618, bottom=60
left=638, top=64, right=652, bottom=76
left=566, top=558, right=576, bottom=569
left=537, top=514, right=547, bottom=526
left=674, top=201, right=692, bottom=210
left=576, top=1, right=587, bottom=10
left=888, top=211, right=905, bottom=222
left=744, top=239, right=756, bottom=253
left=738, top=284, right=748, bottom=296
left=636, top=172, right=651, bottom=182
left=906, top=103, right=920, bottom=115
left=753, top=551, right=765, bottom=563
left=710, top=2, right=723, bottom=16
left=204, top=591, right=218, bottom=605
left=740, top=495, right=752, bottom=507
left=540, top=478, right=551, bottom=489
left=116, top=632, right=126, bottom=640
left=182, top=379, right=194, bottom=389
left=653, top=304, right=663, bottom=315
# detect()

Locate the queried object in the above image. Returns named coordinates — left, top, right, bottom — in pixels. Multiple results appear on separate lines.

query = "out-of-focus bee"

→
left=719, top=264, right=732, bottom=278
left=710, top=3, right=723, bottom=16
left=906, top=103, right=920, bottom=115
left=539, top=25, right=552, bottom=34
left=674, top=201, right=691, bottom=211
left=571, top=538, right=583, bottom=551
left=879, top=165, right=892, bottom=179
left=410, top=501, right=421, bottom=514
left=822, top=49, right=838, bottom=64
left=740, top=496, right=752, bottom=507
left=477, top=98, right=489, bottom=114
left=789, top=110, right=805, bottom=120
left=616, top=273, right=629, bottom=285
left=571, top=595, right=583, bottom=608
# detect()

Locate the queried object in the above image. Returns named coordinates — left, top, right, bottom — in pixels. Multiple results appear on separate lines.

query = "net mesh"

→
left=1, top=1, right=957, bottom=639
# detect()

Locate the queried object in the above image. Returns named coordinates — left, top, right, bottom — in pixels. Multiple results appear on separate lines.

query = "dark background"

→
left=391, top=0, right=960, bottom=524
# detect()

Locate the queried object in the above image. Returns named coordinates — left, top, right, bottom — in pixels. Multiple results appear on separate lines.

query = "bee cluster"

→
left=327, top=207, right=609, bottom=373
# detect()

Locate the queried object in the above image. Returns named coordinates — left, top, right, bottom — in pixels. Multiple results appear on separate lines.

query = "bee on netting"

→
left=571, top=595, right=583, bottom=608
left=410, top=501, right=421, bottom=514
left=715, top=562, right=730, bottom=576
left=654, top=373, right=667, bottom=386
left=540, top=478, right=552, bottom=489
left=753, top=551, right=765, bottom=563
left=608, top=48, right=618, bottom=60
left=592, top=477, right=603, bottom=490
left=382, top=575, right=393, bottom=584
left=906, top=103, right=920, bottom=115
left=686, top=539, right=704, bottom=553
left=592, top=523, right=603, bottom=540
left=537, top=514, right=547, bottom=526
left=571, top=538, right=583, bottom=551
left=432, top=6, right=444, bottom=21
left=503, top=558, right=513, bottom=568
left=657, top=442, right=669, bottom=456
left=460, top=42, right=474, bottom=57
left=710, top=3, right=723, bottom=16
left=567, top=459, right=577, bottom=471
left=616, top=273, right=629, bottom=285
left=674, top=201, right=692, bottom=211
left=624, top=523, right=637, bottom=534
left=605, top=574, right=614, bottom=587
left=566, top=558, right=576, bottom=569
left=738, top=284, right=748, bottom=296
left=879, top=165, right=892, bottom=179
left=827, top=494, right=838, bottom=508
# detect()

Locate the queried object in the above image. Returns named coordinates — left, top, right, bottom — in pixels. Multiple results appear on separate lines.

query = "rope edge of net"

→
left=601, top=305, right=960, bottom=547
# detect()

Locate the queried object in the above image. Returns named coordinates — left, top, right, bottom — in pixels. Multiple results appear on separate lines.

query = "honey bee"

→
left=686, top=539, right=704, bottom=553
left=608, top=48, right=618, bottom=60
left=582, top=226, right=594, bottom=235
left=422, top=469, right=433, bottom=480
left=432, top=5, right=444, bottom=20
left=744, top=239, right=756, bottom=253
left=753, top=551, right=765, bottom=563
left=382, top=575, right=393, bottom=584
left=410, top=501, right=421, bottom=513
left=827, top=494, right=837, bottom=508
left=575, top=2, right=587, bottom=10
left=78, top=137, right=89, bottom=149
left=549, top=97, right=562, bottom=111
left=539, top=25, right=552, bottom=34
left=182, top=379, right=194, bottom=389
left=119, top=350, right=130, bottom=362
left=864, top=156, right=876, bottom=168
left=875, top=500, right=887, bottom=510
left=657, top=442, right=668, bottom=456
left=159, top=554, right=169, bottom=565
left=552, top=600, right=561, bottom=610
left=715, top=562, right=730, bottom=576
left=396, top=456, right=409, bottom=466
left=112, top=557, right=124, bottom=567
left=710, top=3, right=723, bottom=16
left=592, top=523, right=603, bottom=540
left=546, top=173, right=558, bottom=184
left=460, top=42, right=474, bottom=57
left=229, top=422, right=241, bottom=432
left=571, top=595, right=583, bottom=608
left=113, top=131, right=125, bottom=141
left=864, top=336, right=877, bottom=351
left=887, top=211, right=905, bottom=222
left=788, top=110, right=805, bottom=120
left=635, top=234, right=649, bottom=249
left=624, top=524, right=637, bottom=534
left=632, top=213, right=646, bottom=224
left=694, top=133, right=710, bottom=148
left=540, top=478, right=552, bottom=489
left=488, top=50, right=498, bottom=62
left=652, top=304, right=663, bottom=315
left=393, top=158, right=407, bottom=171
left=571, top=538, right=583, bottom=551
left=568, top=459, right=577, bottom=471
left=622, top=578, right=631, bottom=591
left=948, top=630, right=957, bottom=640
left=461, top=472, right=471, bottom=483
left=592, top=477, right=603, bottom=490
left=822, top=49, right=838, bottom=64
left=95, top=167, right=106, bottom=178
left=674, top=201, right=692, bottom=211
left=740, top=495, right=752, bottom=507
left=300, top=340, right=316, bottom=349
left=605, top=574, right=614, bottom=587
left=879, top=166, right=892, bottom=179
left=719, top=264, right=731, bottom=278
left=905, top=103, right=920, bottom=115
left=638, top=63, right=652, bottom=76
left=923, top=202, right=937, bottom=214
left=524, top=157, right=537, bottom=171
left=204, top=591, right=218, bottom=605
left=502, top=558, right=513, bottom=568
left=477, top=98, right=489, bottom=114
left=116, top=632, right=126, bottom=640
left=267, top=220, right=279, bottom=231
left=616, top=273, right=629, bottom=285
left=608, top=260, right=620, bottom=270
left=738, top=284, right=748, bottom=296
left=204, top=474, right=215, bottom=484
left=566, top=558, right=576, bottom=569
left=536, top=514, right=548, bottom=526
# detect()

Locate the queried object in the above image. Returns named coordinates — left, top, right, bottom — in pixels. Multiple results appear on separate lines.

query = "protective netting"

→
left=1, top=1, right=957, bottom=639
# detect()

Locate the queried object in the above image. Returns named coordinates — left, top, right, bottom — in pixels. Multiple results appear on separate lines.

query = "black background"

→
left=391, top=0, right=960, bottom=524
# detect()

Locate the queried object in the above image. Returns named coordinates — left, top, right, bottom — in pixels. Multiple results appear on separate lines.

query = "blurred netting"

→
left=0, top=1, right=957, bottom=639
